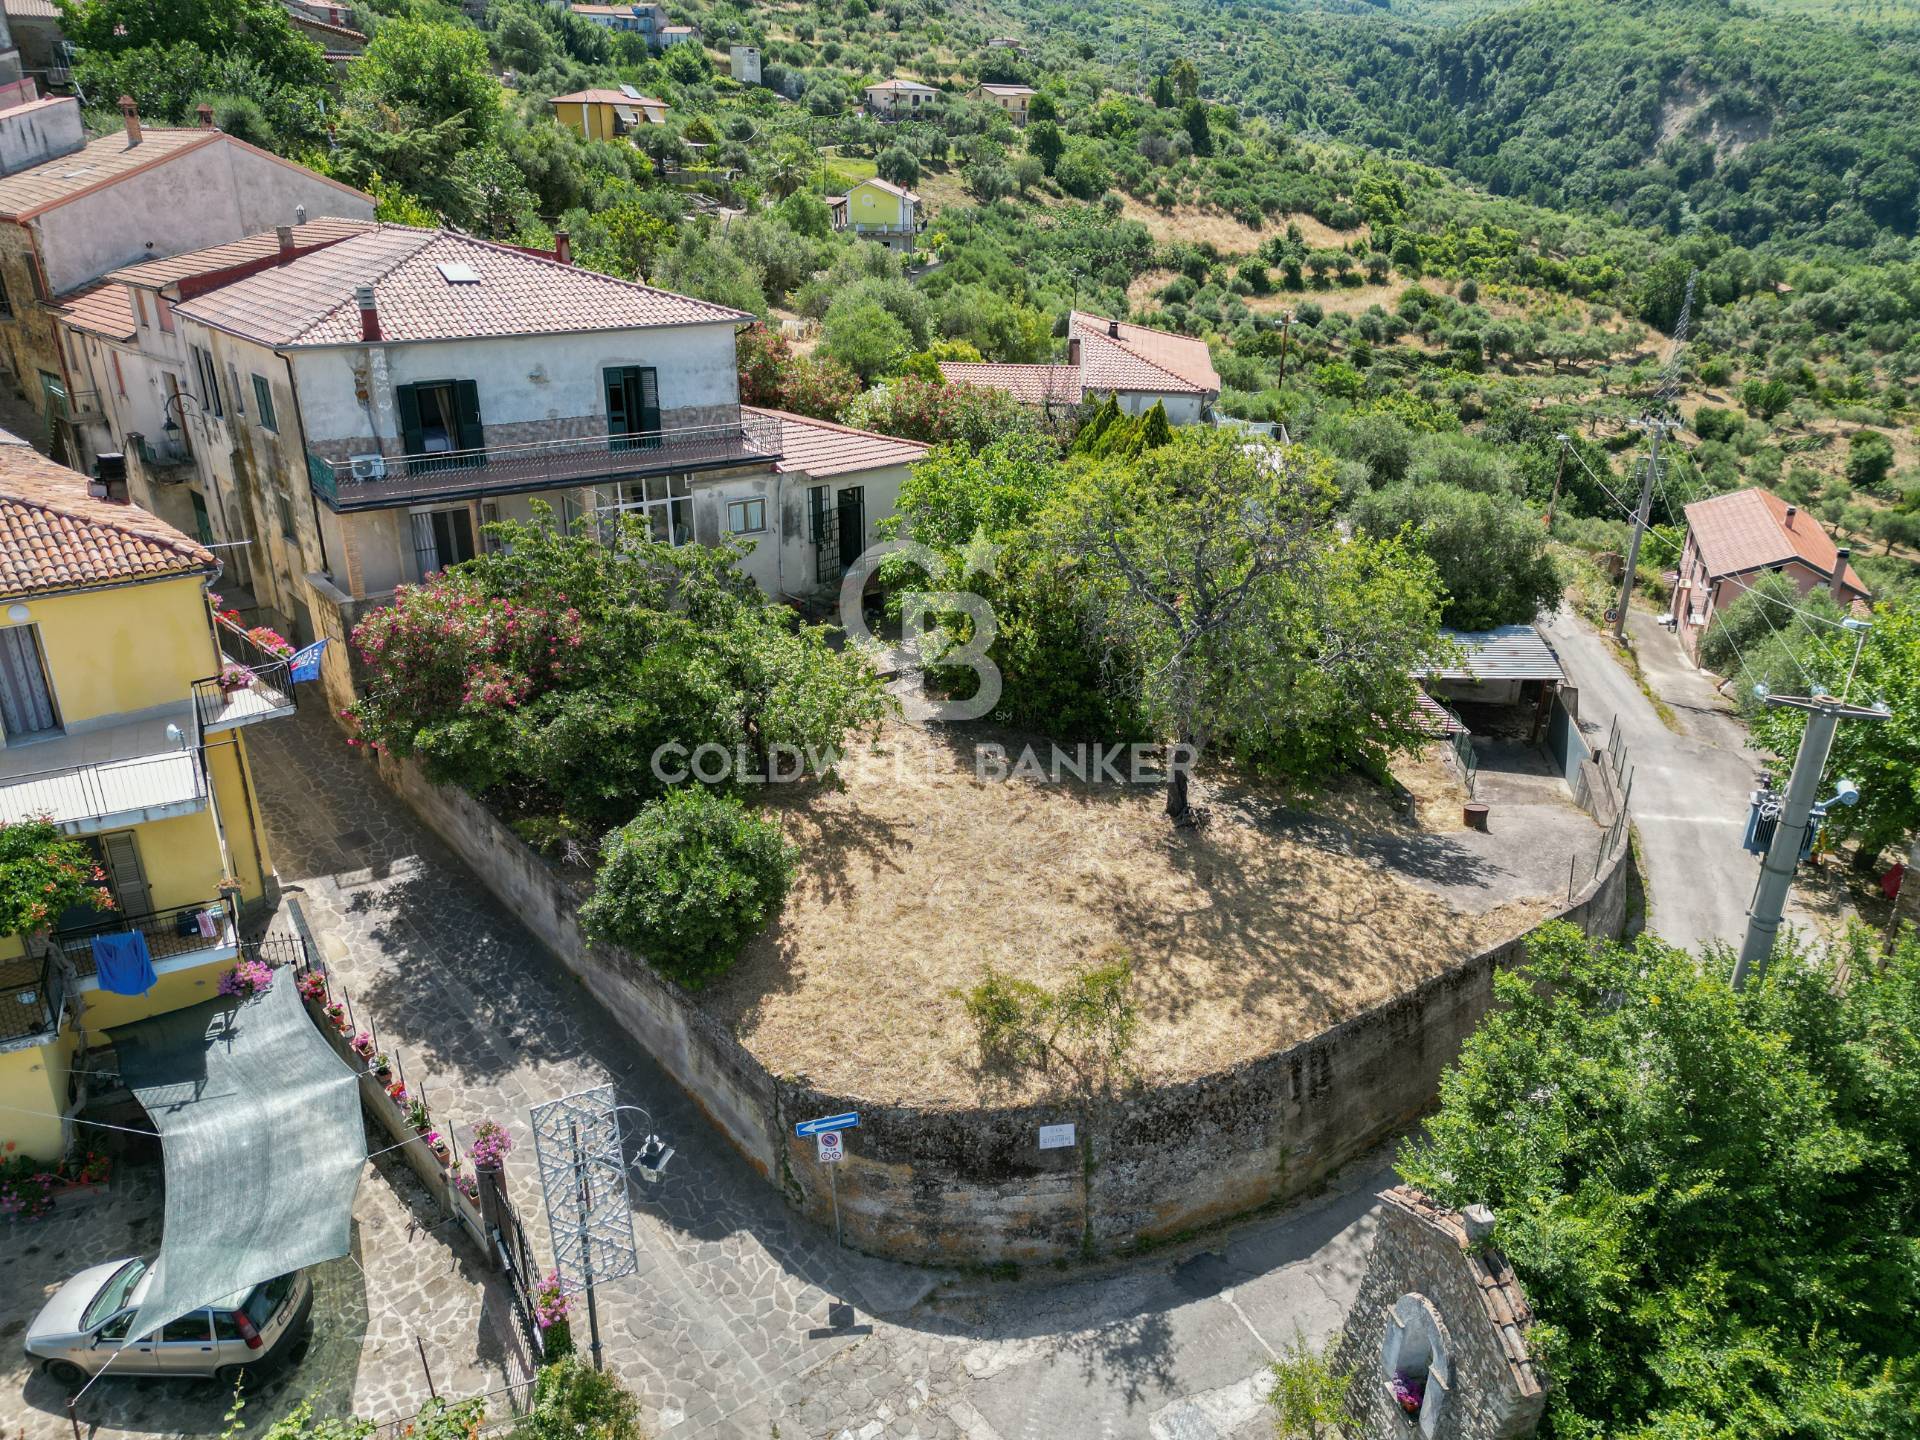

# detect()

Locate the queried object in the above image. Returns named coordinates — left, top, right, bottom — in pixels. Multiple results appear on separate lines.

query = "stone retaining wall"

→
left=373, top=749, right=1632, bottom=1264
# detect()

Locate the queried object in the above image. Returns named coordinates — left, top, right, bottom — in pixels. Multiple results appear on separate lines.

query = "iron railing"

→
left=54, top=897, right=235, bottom=979
left=0, top=748, right=205, bottom=830
left=0, top=952, right=65, bottom=1045
left=192, top=619, right=300, bottom=730
left=307, top=411, right=783, bottom=511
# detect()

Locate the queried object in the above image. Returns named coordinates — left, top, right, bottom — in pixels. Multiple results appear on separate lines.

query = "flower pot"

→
left=431, top=1142, right=450, bottom=1164
left=374, top=1065, right=392, bottom=1082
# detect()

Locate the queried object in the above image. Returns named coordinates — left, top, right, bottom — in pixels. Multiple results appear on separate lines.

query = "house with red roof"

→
left=1670, top=487, right=1870, bottom=663
left=941, top=311, right=1221, bottom=425
left=48, top=221, right=925, bottom=711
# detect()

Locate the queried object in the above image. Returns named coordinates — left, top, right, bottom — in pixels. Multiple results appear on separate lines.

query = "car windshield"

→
left=81, top=1260, right=146, bottom=1332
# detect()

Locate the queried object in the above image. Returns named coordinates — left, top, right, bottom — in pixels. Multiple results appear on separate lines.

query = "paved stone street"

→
left=221, top=704, right=1388, bottom=1439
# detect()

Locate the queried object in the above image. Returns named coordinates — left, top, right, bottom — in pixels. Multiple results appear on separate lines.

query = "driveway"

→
left=1540, top=606, right=1825, bottom=951
left=210, top=705, right=1391, bottom=1440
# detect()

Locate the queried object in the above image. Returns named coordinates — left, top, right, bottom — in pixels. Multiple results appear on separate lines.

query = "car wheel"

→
left=285, top=1333, right=311, bottom=1368
left=214, top=1364, right=247, bottom=1388
left=43, top=1359, right=85, bottom=1388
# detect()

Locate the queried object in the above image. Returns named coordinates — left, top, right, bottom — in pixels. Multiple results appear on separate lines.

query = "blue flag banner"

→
left=289, top=639, right=329, bottom=684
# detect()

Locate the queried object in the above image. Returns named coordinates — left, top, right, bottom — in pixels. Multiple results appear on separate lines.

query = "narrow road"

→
left=1540, top=606, right=1822, bottom=951
left=243, top=706, right=1385, bottom=1440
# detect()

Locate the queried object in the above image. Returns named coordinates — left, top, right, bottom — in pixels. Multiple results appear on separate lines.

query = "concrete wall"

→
left=34, top=137, right=373, bottom=296
left=0, top=96, right=81, bottom=176
left=367, top=740, right=1634, bottom=1264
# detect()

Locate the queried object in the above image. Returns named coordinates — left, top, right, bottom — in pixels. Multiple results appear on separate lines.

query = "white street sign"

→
left=1038, top=1123, right=1076, bottom=1150
left=816, top=1130, right=846, bottom=1164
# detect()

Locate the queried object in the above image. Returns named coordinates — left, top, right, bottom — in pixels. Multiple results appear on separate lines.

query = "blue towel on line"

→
left=92, top=931, right=157, bottom=996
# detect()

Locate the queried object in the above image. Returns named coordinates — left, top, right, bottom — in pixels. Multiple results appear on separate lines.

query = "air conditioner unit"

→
left=347, top=453, right=387, bottom=482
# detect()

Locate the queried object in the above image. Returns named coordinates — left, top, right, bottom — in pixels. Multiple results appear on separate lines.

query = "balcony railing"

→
left=193, top=620, right=299, bottom=732
left=306, top=411, right=783, bottom=511
left=54, top=898, right=237, bottom=982
left=0, top=749, right=206, bottom=833
left=0, top=953, right=65, bottom=1046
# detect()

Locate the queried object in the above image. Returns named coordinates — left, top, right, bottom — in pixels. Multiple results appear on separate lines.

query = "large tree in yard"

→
left=1065, top=430, right=1447, bottom=825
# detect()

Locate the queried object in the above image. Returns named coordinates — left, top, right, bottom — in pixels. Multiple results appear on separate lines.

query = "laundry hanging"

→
left=92, top=931, right=157, bottom=996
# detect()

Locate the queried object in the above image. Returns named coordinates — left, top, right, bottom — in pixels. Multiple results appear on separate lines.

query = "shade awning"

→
left=112, top=974, right=363, bottom=1340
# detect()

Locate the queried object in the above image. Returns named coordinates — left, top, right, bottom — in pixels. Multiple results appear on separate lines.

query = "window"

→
left=191, top=345, right=223, bottom=419
left=252, top=374, right=277, bottom=432
left=0, top=269, right=11, bottom=317
left=276, top=488, right=296, bottom=542
left=134, top=291, right=149, bottom=329
left=396, top=379, right=483, bottom=471
left=160, top=1313, right=211, bottom=1344
left=1381, top=1294, right=1450, bottom=1440
left=410, top=507, right=476, bottom=576
left=156, top=297, right=175, bottom=334
left=727, top=497, right=766, bottom=534
left=110, top=351, right=126, bottom=398
left=600, top=474, right=691, bottom=546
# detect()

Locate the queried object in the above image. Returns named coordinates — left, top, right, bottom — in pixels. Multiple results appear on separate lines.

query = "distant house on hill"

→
left=976, top=82, right=1036, bottom=125
left=863, top=77, right=939, bottom=118
left=827, top=176, right=922, bottom=251
left=1670, top=487, right=1869, bottom=663
left=548, top=87, right=667, bottom=141
left=940, top=311, right=1220, bottom=425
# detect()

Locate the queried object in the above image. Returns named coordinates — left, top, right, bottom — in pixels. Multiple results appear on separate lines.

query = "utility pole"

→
left=1612, top=416, right=1666, bottom=642
left=1547, top=434, right=1570, bottom=530
left=1275, top=309, right=1295, bottom=389
left=1735, top=691, right=1887, bottom=988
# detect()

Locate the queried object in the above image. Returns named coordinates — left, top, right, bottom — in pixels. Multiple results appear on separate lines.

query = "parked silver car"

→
left=24, top=1258, right=312, bottom=1386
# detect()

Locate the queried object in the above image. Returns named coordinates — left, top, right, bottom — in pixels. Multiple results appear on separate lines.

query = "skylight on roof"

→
left=436, top=261, right=481, bottom=284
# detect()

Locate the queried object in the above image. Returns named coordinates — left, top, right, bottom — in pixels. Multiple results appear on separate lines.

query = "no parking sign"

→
left=816, top=1130, right=846, bottom=1164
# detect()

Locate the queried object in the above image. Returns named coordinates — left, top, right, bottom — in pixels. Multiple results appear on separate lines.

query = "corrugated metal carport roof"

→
left=1419, top=624, right=1565, bottom=683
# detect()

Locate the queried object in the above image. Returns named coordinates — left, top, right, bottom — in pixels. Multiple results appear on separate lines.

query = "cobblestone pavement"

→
left=225, top=705, right=1387, bottom=1440
left=2, top=1122, right=519, bottom=1439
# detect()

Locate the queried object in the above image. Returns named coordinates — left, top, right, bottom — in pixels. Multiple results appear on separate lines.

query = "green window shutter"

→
left=638, top=367, right=660, bottom=434
left=251, top=375, right=277, bottom=432
left=453, top=379, right=484, bottom=459
left=396, top=383, right=423, bottom=459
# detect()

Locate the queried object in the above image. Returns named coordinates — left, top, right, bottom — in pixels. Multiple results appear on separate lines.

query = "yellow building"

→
left=828, top=176, right=923, bottom=252
left=0, top=434, right=294, bottom=1162
left=548, top=87, right=667, bottom=142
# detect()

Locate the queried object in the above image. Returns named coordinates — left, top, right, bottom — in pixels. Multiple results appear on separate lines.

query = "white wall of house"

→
left=1105, top=389, right=1205, bottom=424
left=0, top=96, right=82, bottom=177
left=690, top=461, right=911, bottom=600
left=34, top=142, right=372, bottom=296
left=290, top=321, right=743, bottom=451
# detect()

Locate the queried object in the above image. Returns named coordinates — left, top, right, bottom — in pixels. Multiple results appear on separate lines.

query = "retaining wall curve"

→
left=373, top=749, right=1631, bottom=1263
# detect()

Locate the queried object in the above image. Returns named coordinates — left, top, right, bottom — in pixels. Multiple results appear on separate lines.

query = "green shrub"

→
left=581, top=789, right=795, bottom=989
left=514, top=1356, right=645, bottom=1440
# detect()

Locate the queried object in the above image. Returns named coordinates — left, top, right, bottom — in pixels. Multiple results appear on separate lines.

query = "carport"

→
left=1419, top=624, right=1566, bottom=742
left=110, top=972, right=363, bottom=1341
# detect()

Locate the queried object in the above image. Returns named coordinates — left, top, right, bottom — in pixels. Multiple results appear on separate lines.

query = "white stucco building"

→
left=941, top=311, right=1220, bottom=424
left=51, top=222, right=926, bottom=714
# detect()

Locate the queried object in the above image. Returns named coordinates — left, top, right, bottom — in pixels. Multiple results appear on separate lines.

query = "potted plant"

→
left=452, top=1168, right=479, bottom=1202
left=386, top=1079, right=408, bottom=1104
left=1391, top=1373, right=1425, bottom=1416
left=427, top=1129, right=450, bottom=1164
left=322, top=1000, right=348, bottom=1031
left=217, top=663, right=255, bottom=695
left=470, top=1118, right=513, bottom=1171
left=217, top=958, right=273, bottom=1001
left=296, top=970, right=327, bottom=1002
left=350, top=1030, right=375, bottom=1060
left=534, top=1272, right=573, bottom=1358
left=372, top=1052, right=392, bottom=1082
left=404, top=1098, right=431, bottom=1133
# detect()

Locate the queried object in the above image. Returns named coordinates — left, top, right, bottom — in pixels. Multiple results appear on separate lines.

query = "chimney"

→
left=275, top=224, right=295, bottom=257
left=1066, top=335, right=1081, bottom=366
left=118, top=96, right=141, bottom=147
left=356, top=285, right=380, bottom=342
left=196, top=103, right=215, bottom=130
left=1462, top=1204, right=1497, bottom=1245
left=295, top=204, right=308, bottom=225
left=1107, top=317, right=1120, bottom=338
left=89, top=452, right=129, bottom=504
left=1832, top=546, right=1852, bottom=601
left=554, top=230, right=572, bottom=265
left=1784, top=504, right=1797, bottom=528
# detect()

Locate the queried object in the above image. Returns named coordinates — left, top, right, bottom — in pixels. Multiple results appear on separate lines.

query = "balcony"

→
left=54, top=898, right=238, bottom=990
left=306, top=410, right=783, bottom=512
left=128, top=430, right=197, bottom=487
left=0, top=717, right=206, bottom=835
left=0, top=953, right=66, bottom=1048
left=193, top=620, right=298, bottom=733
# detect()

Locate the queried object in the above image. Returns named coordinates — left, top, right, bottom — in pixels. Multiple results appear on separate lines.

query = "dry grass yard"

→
left=700, top=725, right=1547, bottom=1106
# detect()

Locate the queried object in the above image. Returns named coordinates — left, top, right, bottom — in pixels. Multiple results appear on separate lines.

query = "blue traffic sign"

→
left=795, top=1111, right=860, bottom=1138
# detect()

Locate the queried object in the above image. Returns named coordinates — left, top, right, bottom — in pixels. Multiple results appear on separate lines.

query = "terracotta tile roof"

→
left=849, top=175, right=921, bottom=205
left=0, top=433, right=215, bottom=597
left=57, top=280, right=136, bottom=342
left=939, top=362, right=1084, bottom=406
left=1, top=0, right=60, bottom=20
left=745, top=406, right=927, bottom=478
left=979, top=83, right=1036, bottom=97
left=569, top=4, right=631, bottom=14
left=103, top=216, right=376, bottom=292
left=1414, top=690, right=1468, bottom=738
left=1683, top=487, right=1867, bottom=595
left=176, top=225, right=751, bottom=347
left=1381, top=1187, right=1543, bottom=1400
left=551, top=88, right=666, bottom=107
left=287, top=11, right=366, bottom=41
left=1071, top=311, right=1220, bottom=395
left=0, top=128, right=219, bottom=220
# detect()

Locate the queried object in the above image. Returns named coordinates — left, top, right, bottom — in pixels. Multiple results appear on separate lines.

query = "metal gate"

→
left=483, top=1170, right=546, bottom=1359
